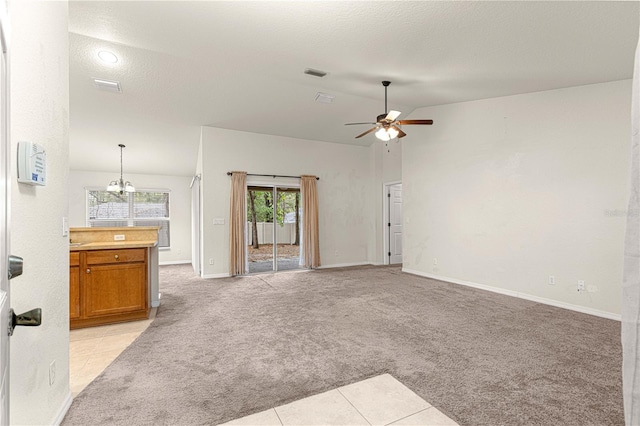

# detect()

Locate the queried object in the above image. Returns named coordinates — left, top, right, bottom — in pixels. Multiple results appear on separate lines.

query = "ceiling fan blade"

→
left=345, top=122, right=377, bottom=126
left=392, top=125, right=407, bottom=138
left=397, top=119, right=433, bottom=125
left=386, top=110, right=401, bottom=121
left=355, top=127, right=378, bottom=139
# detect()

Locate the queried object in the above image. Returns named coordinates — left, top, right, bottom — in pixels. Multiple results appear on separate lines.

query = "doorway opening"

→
left=247, top=186, right=301, bottom=273
left=384, top=182, right=403, bottom=265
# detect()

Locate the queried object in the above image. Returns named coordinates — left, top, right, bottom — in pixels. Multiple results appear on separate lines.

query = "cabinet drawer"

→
left=86, top=248, right=146, bottom=265
left=70, top=252, right=80, bottom=266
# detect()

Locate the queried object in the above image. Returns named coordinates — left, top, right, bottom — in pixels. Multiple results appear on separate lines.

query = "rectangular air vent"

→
left=93, top=78, right=122, bottom=93
left=304, top=68, right=327, bottom=78
left=314, top=92, right=334, bottom=103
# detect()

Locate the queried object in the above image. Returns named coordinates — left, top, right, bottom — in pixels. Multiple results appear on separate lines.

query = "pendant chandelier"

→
left=107, top=144, right=135, bottom=194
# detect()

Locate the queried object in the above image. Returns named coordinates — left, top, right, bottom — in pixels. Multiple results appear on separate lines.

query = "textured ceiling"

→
left=69, top=1, right=639, bottom=176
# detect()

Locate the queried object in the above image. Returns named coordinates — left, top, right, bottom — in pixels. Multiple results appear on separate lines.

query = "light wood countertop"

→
left=69, top=241, right=158, bottom=251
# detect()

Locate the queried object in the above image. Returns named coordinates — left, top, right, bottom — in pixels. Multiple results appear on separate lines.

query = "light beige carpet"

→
left=63, top=264, right=622, bottom=425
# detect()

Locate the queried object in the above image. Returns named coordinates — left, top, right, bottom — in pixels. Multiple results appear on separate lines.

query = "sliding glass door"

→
left=275, top=187, right=300, bottom=272
left=247, top=186, right=300, bottom=273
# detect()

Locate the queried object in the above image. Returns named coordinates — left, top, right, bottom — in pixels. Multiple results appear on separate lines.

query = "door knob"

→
left=8, top=308, right=42, bottom=336
left=8, top=255, right=23, bottom=280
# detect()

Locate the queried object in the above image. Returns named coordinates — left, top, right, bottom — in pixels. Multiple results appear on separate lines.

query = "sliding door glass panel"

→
left=247, top=187, right=275, bottom=274
left=275, top=187, right=300, bottom=272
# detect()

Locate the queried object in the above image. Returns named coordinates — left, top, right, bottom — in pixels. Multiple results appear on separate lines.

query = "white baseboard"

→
left=403, top=268, right=621, bottom=321
left=318, top=262, right=373, bottom=269
left=202, top=272, right=230, bottom=279
left=159, top=260, right=192, bottom=266
left=52, top=391, right=73, bottom=425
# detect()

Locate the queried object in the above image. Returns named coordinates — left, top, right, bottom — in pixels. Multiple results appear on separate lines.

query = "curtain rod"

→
left=227, top=172, right=319, bottom=180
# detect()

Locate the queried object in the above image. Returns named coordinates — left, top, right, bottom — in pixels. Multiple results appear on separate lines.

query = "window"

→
left=87, top=189, right=170, bottom=248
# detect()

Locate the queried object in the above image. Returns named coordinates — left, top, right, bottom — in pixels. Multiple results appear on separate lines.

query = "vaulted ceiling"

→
left=69, top=1, right=639, bottom=176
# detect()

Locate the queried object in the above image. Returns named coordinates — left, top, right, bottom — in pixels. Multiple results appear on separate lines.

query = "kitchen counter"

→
left=69, top=240, right=158, bottom=251
left=69, top=227, right=161, bottom=317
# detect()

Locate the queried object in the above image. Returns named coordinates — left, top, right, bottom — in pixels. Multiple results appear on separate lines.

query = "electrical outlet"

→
left=577, top=280, right=585, bottom=292
left=209, top=258, right=214, bottom=265
left=433, top=258, right=438, bottom=266
left=548, top=275, right=555, bottom=285
left=114, top=234, right=125, bottom=241
left=49, top=360, right=56, bottom=386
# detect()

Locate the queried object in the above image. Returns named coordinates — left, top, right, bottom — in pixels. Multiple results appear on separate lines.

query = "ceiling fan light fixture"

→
left=346, top=81, right=433, bottom=140
left=375, top=127, right=399, bottom=141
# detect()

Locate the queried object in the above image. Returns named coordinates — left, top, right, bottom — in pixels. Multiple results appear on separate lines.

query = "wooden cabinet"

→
left=70, top=248, right=149, bottom=329
left=69, top=252, right=80, bottom=320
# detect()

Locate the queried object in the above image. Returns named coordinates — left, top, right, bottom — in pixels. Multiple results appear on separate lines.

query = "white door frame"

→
left=382, top=180, right=401, bottom=265
left=0, top=8, right=10, bottom=423
left=190, top=175, right=201, bottom=276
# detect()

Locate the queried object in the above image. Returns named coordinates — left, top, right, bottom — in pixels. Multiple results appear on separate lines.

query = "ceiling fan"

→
left=345, top=81, right=433, bottom=141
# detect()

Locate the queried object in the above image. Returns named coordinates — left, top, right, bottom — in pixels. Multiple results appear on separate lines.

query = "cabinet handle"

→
left=115, top=254, right=119, bottom=260
left=86, top=269, right=91, bottom=273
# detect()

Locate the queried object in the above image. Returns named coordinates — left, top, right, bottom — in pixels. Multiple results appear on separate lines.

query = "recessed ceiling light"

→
left=98, top=51, right=118, bottom=64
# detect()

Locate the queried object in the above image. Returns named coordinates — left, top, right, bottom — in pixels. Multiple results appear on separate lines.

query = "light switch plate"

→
left=62, top=217, right=69, bottom=237
left=213, top=218, right=225, bottom=225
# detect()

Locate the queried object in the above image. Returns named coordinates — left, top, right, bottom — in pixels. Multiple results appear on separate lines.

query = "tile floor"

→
left=71, top=314, right=458, bottom=426
left=220, top=374, right=459, bottom=426
left=69, top=308, right=156, bottom=397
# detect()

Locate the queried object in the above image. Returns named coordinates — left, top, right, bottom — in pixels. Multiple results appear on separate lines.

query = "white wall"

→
left=9, top=1, right=71, bottom=424
left=200, top=126, right=376, bottom=277
left=382, top=139, right=402, bottom=183
left=366, top=138, right=404, bottom=267
left=403, top=80, right=632, bottom=317
left=68, top=171, right=193, bottom=264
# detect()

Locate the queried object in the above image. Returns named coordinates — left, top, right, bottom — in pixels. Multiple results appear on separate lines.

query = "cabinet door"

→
left=84, top=263, right=147, bottom=317
left=69, top=265, right=81, bottom=320
left=70, top=252, right=81, bottom=320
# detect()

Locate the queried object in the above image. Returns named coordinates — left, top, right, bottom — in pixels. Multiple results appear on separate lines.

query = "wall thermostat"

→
left=17, top=141, right=46, bottom=186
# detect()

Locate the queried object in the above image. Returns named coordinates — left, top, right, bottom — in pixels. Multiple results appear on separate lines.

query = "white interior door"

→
left=190, top=175, right=200, bottom=275
left=0, top=16, right=10, bottom=424
left=389, top=183, right=403, bottom=265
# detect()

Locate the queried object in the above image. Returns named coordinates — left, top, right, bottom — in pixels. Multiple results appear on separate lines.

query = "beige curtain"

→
left=229, top=171, right=247, bottom=276
left=301, top=175, right=320, bottom=268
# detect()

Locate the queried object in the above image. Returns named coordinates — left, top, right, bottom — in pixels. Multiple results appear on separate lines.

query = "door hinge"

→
left=388, top=252, right=391, bottom=256
left=388, top=223, right=391, bottom=227
left=387, top=193, right=391, bottom=198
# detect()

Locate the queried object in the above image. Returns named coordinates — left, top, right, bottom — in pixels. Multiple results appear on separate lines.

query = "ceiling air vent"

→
left=304, top=68, right=327, bottom=78
left=93, top=78, right=122, bottom=93
left=314, top=92, right=334, bottom=104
